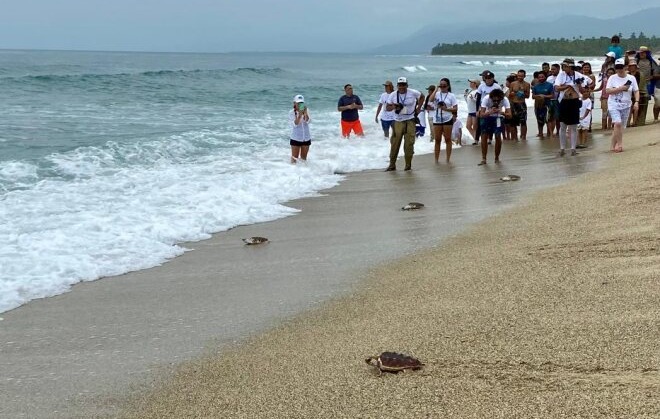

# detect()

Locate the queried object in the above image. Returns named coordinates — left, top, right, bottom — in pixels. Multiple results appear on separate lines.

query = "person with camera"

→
left=428, top=78, right=458, bottom=163
left=477, top=88, right=511, bottom=166
left=337, top=84, right=364, bottom=138
left=289, top=94, right=311, bottom=164
left=553, top=58, right=593, bottom=157
left=476, top=71, right=502, bottom=145
left=606, top=58, right=640, bottom=153
left=384, top=77, right=424, bottom=171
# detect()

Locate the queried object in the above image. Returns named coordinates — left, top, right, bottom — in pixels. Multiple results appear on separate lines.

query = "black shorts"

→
left=558, top=98, right=580, bottom=125
left=290, top=139, right=311, bottom=146
left=511, top=102, right=527, bottom=126
left=433, top=120, right=454, bottom=126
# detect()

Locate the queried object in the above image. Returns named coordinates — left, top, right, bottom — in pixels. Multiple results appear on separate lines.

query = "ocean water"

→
left=0, top=50, right=606, bottom=313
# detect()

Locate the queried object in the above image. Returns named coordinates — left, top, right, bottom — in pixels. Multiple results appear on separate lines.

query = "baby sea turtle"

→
left=242, top=236, right=269, bottom=245
left=401, top=202, right=424, bottom=211
left=500, top=175, right=521, bottom=182
left=365, top=351, right=424, bottom=374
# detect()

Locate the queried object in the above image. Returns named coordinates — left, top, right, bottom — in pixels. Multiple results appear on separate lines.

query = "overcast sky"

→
left=0, top=0, right=657, bottom=53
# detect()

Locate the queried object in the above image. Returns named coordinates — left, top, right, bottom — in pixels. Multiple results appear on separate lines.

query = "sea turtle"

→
left=242, top=236, right=269, bottom=245
left=401, top=202, right=424, bottom=211
left=500, top=175, right=521, bottom=182
left=365, top=351, right=424, bottom=374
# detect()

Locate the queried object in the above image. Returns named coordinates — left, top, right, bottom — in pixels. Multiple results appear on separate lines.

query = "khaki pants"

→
left=389, top=119, right=416, bottom=169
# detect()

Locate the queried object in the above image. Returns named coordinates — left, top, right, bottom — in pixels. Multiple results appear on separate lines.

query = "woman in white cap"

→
left=289, top=94, right=311, bottom=163
left=605, top=58, right=640, bottom=152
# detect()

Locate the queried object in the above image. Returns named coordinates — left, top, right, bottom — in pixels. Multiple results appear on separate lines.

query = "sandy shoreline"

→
left=121, top=124, right=660, bottom=418
left=1, top=120, right=658, bottom=418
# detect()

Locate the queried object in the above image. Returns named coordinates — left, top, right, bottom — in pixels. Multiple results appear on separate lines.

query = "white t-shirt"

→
left=289, top=109, right=311, bottom=141
left=553, top=70, right=592, bottom=102
left=480, top=95, right=511, bottom=117
left=477, top=82, right=502, bottom=98
left=451, top=118, right=464, bottom=139
left=606, top=74, right=639, bottom=111
left=387, top=89, right=422, bottom=122
left=378, top=92, right=396, bottom=121
left=465, top=89, right=478, bottom=113
left=432, top=91, right=458, bottom=124
left=579, top=99, right=592, bottom=128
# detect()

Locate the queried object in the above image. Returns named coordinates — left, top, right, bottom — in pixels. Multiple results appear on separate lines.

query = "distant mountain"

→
left=367, top=7, right=660, bottom=55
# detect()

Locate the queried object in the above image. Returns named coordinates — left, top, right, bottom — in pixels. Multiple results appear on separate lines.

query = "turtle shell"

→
left=402, top=202, right=424, bottom=211
left=242, top=236, right=269, bottom=245
left=366, top=351, right=424, bottom=373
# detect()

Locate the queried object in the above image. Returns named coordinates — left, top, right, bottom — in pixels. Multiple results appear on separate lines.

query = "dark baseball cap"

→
left=480, top=70, right=494, bottom=78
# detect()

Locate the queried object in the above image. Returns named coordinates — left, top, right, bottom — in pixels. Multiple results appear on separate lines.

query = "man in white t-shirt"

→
left=476, top=71, right=502, bottom=145
left=375, top=80, right=396, bottom=138
left=385, top=77, right=424, bottom=171
left=605, top=58, right=640, bottom=152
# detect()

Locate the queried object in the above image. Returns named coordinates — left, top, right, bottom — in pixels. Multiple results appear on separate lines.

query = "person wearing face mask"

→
left=606, top=58, right=640, bottom=153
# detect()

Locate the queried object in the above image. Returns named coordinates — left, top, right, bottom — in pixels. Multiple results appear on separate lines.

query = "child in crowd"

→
left=577, top=91, right=592, bottom=148
left=451, top=117, right=464, bottom=145
left=415, top=109, right=427, bottom=138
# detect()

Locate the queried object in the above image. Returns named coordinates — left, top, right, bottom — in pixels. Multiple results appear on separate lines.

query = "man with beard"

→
left=531, top=71, right=554, bottom=139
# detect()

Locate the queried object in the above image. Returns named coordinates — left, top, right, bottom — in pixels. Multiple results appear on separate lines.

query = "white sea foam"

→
left=461, top=60, right=484, bottom=66
left=493, top=59, right=526, bottom=66
left=0, top=108, right=443, bottom=313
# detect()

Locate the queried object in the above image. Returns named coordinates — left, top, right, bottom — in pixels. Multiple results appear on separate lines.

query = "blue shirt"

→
left=532, top=81, right=554, bottom=105
left=337, top=95, right=362, bottom=122
left=608, top=45, right=623, bottom=59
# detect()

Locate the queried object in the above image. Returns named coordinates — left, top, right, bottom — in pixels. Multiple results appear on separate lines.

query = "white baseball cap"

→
left=614, top=58, right=625, bottom=66
left=397, top=76, right=408, bottom=84
left=605, top=51, right=616, bottom=58
left=293, top=94, right=304, bottom=103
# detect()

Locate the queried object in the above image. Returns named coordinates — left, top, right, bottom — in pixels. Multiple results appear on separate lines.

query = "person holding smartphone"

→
left=289, top=94, right=311, bottom=163
left=605, top=58, right=640, bottom=153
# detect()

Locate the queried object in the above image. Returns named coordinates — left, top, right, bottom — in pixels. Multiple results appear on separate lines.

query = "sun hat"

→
left=468, top=78, right=480, bottom=83
left=605, top=51, right=616, bottom=58
left=383, top=80, right=393, bottom=86
left=293, top=94, right=304, bottom=103
left=614, top=58, right=625, bottom=66
left=427, top=85, right=436, bottom=91
left=397, top=76, right=408, bottom=84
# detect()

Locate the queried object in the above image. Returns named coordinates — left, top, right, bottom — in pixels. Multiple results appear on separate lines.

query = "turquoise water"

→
left=0, top=50, right=604, bottom=313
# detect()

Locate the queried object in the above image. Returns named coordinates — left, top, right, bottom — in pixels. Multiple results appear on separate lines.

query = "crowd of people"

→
left=289, top=37, right=659, bottom=168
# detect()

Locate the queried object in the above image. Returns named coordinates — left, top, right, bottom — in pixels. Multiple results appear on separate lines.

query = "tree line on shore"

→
left=431, top=34, right=658, bottom=56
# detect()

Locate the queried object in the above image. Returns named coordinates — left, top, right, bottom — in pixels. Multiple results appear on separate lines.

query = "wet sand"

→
left=2, top=122, right=659, bottom=418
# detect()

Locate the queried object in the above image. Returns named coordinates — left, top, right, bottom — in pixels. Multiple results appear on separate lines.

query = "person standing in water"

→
left=337, top=84, right=364, bottom=138
left=375, top=81, right=395, bottom=138
left=289, top=94, right=311, bottom=163
left=428, top=78, right=458, bottom=163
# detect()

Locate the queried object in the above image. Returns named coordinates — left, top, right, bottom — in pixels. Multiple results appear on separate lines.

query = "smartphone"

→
left=624, top=80, right=632, bottom=86
left=298, top=103, right=306, bottom=111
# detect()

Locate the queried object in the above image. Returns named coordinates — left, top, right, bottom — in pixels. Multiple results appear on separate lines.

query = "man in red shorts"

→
left=337, top=84, right=364, bottom=138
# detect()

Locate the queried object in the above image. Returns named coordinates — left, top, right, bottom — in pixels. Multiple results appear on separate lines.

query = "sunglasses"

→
left=439, top=84, right=448, bottom=87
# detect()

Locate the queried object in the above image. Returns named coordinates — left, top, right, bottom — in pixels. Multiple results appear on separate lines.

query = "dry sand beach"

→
left=122, top=124, right=660, bottom=418
left=1, top=121, right=658, bottom=419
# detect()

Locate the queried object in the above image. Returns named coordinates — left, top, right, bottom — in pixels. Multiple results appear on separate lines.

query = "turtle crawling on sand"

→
left=401, top=202, right=424, bottom=211
left=500, top=175, right=521, bottom=182
left=365, top=351, right=424, bottom=374
left=242, top=236, right=269, bottom=245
